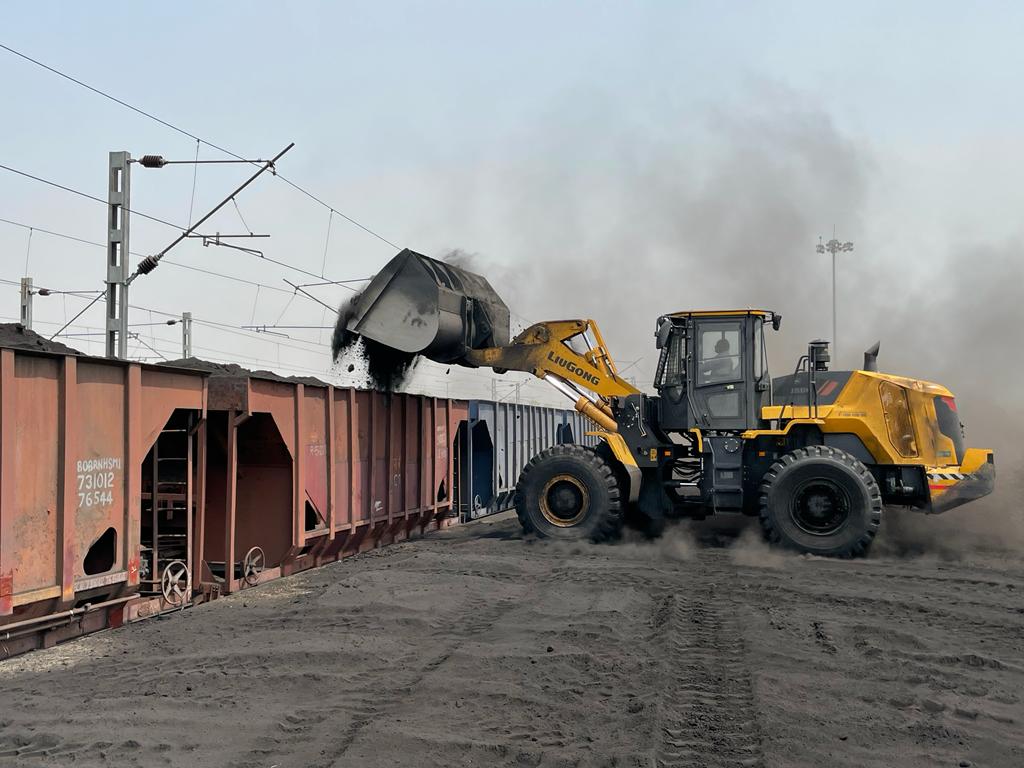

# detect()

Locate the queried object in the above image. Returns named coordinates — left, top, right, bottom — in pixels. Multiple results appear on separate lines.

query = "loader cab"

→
left=654, top=310, right=779, bottom=432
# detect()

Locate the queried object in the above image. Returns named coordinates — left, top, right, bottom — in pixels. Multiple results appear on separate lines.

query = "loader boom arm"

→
left=464, top=319, right=640, bottom=431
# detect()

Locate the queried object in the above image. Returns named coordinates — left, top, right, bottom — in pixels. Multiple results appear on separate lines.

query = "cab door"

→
left=690, top=317, right=759, bottom=431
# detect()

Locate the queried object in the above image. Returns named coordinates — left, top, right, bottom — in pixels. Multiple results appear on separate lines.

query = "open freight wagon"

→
left=0, top=333, right=466, bottom=655
left=193, top=366, right=467, bottom=595
left=0, top=328, right=590, bottom=657
left=0, top=340, right=208, bottom=653
left=454, top=400, right=598, bottom=520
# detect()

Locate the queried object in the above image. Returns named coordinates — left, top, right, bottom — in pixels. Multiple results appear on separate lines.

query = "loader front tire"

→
left=759, top=446, right=882, bottom=558
left=515, top=445, right=623, bottom=542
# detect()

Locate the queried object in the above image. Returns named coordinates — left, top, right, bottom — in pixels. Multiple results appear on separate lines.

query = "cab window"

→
left=698, top=322, right=742, bottom=386
left=753, top=318, right=764, bottom=381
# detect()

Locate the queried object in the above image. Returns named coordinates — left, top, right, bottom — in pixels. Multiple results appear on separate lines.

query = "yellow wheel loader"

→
left=342, top=249, right=995, bottom=556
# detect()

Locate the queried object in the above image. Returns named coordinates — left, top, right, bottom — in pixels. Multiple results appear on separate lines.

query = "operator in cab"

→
left=703, top=337, right=738, bottom=383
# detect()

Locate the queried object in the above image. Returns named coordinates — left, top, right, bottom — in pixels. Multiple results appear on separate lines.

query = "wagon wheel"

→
left=242, top=546, right=265, bottom=586
left=161, top=560, right=190, bottom=607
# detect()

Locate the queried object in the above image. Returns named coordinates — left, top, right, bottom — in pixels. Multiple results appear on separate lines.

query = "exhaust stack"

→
left=864, top=341, right=880, bottom=372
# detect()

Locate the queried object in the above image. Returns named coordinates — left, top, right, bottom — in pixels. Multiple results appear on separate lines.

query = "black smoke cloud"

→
left=426, top=93, right=1022, bottom=551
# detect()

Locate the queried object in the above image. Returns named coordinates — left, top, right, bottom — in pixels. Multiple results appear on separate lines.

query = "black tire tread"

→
left=758, top=445, right=882, bottom=558
left=514, top=444, right=623, bottom=542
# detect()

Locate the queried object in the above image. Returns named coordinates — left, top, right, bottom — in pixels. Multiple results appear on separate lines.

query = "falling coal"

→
left=331, top=291, right=418, bottom=391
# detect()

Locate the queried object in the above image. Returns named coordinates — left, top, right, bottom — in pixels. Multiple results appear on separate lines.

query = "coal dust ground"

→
left=1, top=513, right=1022, bottom=768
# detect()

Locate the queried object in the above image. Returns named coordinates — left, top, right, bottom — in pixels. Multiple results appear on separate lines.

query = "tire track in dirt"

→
left=726, top=547, right=1024, bottom=767
left=650, top=559, right=763, bottom=768
left=743, top=580, right=1023, bottom=636
left=485, top=540, right=766, bottom=765
left=0, top=733, right=89, bottom=763
left=228, top=593, right=521, bottom=768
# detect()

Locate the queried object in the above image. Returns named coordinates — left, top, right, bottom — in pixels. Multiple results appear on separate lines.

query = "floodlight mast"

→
left=816, top=232, right=854, bottom=364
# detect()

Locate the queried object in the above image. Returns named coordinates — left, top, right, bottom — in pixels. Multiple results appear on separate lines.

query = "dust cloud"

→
left=422, top=91, right=1023, bottom=554
left=534, top=521, right=695, bottom=562
left=617, top=523, right=696, bottom=562
left=440, top=248, right=479, bottom=271
left=729, top=526, right=790, bottom=569
left=872, top=470, right=1024, bottom=561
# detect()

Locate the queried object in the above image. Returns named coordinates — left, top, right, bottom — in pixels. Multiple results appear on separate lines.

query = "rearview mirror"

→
left=772, top=314, right=783, bottom=331
left=656, top=318, right=672, bottom=349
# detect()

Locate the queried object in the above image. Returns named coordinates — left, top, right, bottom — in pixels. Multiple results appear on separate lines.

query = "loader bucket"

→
left=342, top=249, right=510, bottom=364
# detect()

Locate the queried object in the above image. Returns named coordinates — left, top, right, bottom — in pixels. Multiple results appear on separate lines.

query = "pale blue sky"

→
left=1, top=2, right=1022, bottom=426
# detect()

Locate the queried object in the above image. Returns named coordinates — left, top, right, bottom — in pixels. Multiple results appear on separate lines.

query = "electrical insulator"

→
left=136, top=255, right=160, bottom=274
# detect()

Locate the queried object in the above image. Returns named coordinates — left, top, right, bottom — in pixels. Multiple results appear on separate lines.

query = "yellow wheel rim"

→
left=539, top=473, right=590, bottom=527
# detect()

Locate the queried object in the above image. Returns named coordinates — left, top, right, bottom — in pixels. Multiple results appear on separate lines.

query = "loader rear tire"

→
left=515, top=444, right=623, bottom=542
left=759, top=446, right=882, bottom=558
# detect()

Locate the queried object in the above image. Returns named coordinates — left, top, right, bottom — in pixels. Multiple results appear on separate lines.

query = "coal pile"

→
left=161, top=357, right=329, bottom=387
left=0, top=323, right=82, bottom=355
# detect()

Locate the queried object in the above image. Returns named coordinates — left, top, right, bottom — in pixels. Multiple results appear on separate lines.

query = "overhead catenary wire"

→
left=0, top=146, right=369, bottom=297
left=272, top=294, right=296, bottom=326
left=0, top=42, right=212, bottom=147
left=9, top=272, right=517, bottom=391
left=126, top=143, right=294, bottom=284
left=243, top=325, right=335, bottom=330
left=0, top=215, right=363, bottom=298
left=0, top=216, right=111, bottom=250
left=133, top=307, right=330, bottom=355
left=231, top=197, right=252, bottom=234
left=186, top=139, right=200, bottom=227
left=0, top=41, right=399, bottom=250
left=0, top=200, right=365, bottom=292
left=44, top=289, right=103, bottom=297
left=0, top=161, right=367, bottom=293
left=0, top=311, right=554, bottom=402
left=318, top=210, right=335, bottom=343
left=1, top=276, right=103, bottom=298
left=147, top=309, right=158, bottom=355
left=1, top=276, right=332, bottom=355
left=48, top=290, right=105, bottom=340
left=0, top=215, right=298, bottom=294
left=123, top=334, right=342, bottom=377
left=290, top=278, right=372, bottom=288
left=160, top=259, right=298, bottom=295
left=23, top=226, right=33, bottom=275
left=0, top=161, right=191, bottom=232
left=126, top=305, right=331, bottom=355
left=1, top=305, right=346, bottom=376
left=0, top=40, right=419, bottom=373
left=129, top=331, right=168, bottom=361
left=285, top=280, right=340, bottom=314
left=249, top=285, right=261, bottom=326
left=320, top=209, right=334, bottom=278
left=256, top=253, right=362, bottom=290
left=0, top=43, right=423, bottom=375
